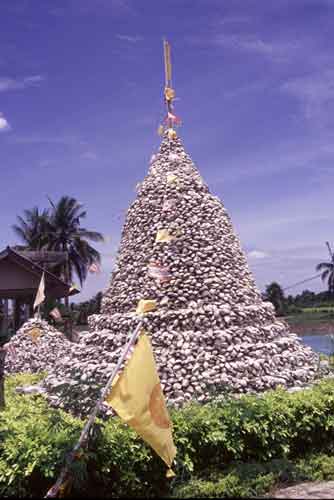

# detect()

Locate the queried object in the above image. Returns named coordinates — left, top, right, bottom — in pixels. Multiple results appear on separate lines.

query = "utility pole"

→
left=326, top=241, right=334, bottom=261
left=325, top=242, right=334, bottom=297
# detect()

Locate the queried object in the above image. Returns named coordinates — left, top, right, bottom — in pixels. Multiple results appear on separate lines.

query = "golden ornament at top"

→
left=167, top=129, right=177, bottom=140
left=164, top=87, right=175, bottom=102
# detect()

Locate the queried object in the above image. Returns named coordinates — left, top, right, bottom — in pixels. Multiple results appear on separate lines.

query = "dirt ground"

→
left=271, top=481, right=334, bottom=499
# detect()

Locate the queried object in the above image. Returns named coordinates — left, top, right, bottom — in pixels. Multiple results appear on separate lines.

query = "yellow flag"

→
left=156, top=229, right=175, bottom=243
left=166, top=173, right=178, bottom=185
left=105, top=333, right=177, bottom=471
left=136, top=299, right=157, bottom=315
left=28, top=327, right=42, bottom=343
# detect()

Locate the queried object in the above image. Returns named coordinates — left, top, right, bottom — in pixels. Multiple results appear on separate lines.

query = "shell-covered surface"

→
left=6, top=133, right=320, bottom=416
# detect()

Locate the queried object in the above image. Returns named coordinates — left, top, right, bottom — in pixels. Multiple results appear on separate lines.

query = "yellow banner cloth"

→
left=136, top=299, right=157, bottom=315
left=105, top=333, right=177, bottom=470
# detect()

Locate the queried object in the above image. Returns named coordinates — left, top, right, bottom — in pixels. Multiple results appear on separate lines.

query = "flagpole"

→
left=45, top=319, right=143, bottom=498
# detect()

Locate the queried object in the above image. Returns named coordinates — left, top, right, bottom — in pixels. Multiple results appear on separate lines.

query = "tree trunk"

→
left=0, top=347, right=6, bottom=410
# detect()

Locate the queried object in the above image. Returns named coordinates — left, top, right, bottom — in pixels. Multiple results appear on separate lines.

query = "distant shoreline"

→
left=285, top=316, right=334, bottom=336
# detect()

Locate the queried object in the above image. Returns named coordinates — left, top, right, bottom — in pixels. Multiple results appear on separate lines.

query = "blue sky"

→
left=1, top=0, right=333, bottom=301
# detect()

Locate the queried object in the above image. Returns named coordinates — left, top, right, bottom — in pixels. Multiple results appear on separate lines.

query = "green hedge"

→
left=173, top=454, right=334, bottom=498
left=1, top=374, right=334, bottom=497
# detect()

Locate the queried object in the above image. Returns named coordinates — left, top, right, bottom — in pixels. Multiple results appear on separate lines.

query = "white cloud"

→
left=0, top=113, right=10, bottom=132
left=208, top=34, right=299, bottom=62
left=247, top=245, right=327, bottom=294
left=69, top=0, right=135, bottom=16
left=81, top=151, right=98, bottom=160
left=281, top=69, right=334, bottom=127
left=248, top=250, right=269, bottom=259
left=116, top=34, right=142, bottom=43
left=0, top=75, right=45, bottom=92
left=9, top=133, right=85, bottom=145
left=219, top=15, right=251, bottom=26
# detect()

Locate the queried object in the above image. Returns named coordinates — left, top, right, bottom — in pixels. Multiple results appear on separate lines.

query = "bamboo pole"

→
left=45, top=319, right=143, bottom=498
left=0, top=347, right=5, bottom=409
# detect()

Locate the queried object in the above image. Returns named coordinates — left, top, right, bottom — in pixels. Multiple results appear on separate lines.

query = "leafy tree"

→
left=71, top=291, right=103, bottom=325
left=264, top=282, right=286, bottom=316
left=46, top=196, right=104, bottom=287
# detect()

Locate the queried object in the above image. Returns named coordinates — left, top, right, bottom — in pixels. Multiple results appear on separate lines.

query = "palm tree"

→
left=316, top=260, right=334, bottom=295
left=12, top=207, right=50, bottom=250
left=46, top=196, right=104, bottom=291
left=13, top=197, right=104, bottom=297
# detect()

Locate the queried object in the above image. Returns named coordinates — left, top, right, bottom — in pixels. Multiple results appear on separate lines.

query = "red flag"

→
left=148, top=261, right=172, bottom=283
left=50, top=307, right=62, bottom=322
left=89, top=263, right=101, bottom=274
left=165, top=112, right=181, bottom=125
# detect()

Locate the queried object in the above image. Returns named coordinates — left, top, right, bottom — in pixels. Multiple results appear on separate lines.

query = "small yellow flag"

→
left=28, top=327, right=42, bottom=343
left=166, top=173, right=178, bottom=185
left=156, top=229, right=175, bottom=243
left=105, top=333, right=177, bottom=471
left=157, top=124, right=164, bottom=136
left=136, top=299, right=157, bottom=315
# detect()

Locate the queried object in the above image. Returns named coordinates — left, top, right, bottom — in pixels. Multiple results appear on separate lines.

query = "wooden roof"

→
left=0, top=247, right=80, bottom=300
left=15, top=250, right=67, bottom=267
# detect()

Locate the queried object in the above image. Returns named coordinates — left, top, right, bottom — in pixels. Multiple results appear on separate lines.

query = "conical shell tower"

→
left=42, top=42, right=320, bottom=415
left=87, top=131, right=319, bottom=403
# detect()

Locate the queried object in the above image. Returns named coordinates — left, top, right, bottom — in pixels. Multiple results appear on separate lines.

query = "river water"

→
left=300, top=335, right=334, bottom=355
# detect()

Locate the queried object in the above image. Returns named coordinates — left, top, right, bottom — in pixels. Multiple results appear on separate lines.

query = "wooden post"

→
left=63, top=250, right=72, bottom=341
left=14, top=299, right=21, bottom=332
left=4, top=299, right=8, bottom=331
left=0, top=346, right=6, bottom=409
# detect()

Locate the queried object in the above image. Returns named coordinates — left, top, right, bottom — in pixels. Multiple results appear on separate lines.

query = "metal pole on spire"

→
left=163, top=39, right=175, bottom=129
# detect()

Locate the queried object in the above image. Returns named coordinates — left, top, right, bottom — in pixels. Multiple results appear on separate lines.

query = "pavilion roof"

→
left=0, top=246, right=80, bottom=300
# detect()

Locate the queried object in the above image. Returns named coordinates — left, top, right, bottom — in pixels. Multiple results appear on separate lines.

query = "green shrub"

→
left=171, top=453, right=334, bottom=498
left=2, top=375, right=334, bottom=497
left=172, top=471, right=276, bottom=498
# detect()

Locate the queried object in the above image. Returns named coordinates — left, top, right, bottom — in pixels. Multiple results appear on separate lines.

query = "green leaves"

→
left=2, top=375, right=334, bottom=497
